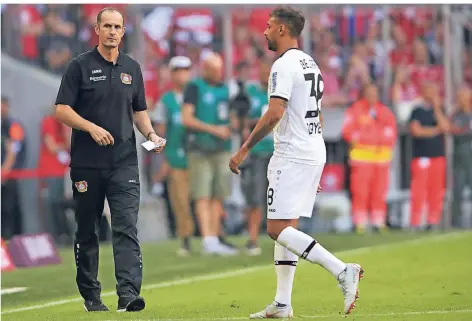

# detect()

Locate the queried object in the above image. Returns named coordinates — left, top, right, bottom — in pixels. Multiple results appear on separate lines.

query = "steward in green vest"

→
left=181, top=52, right=237, bottom=256
left=240, top=59, right=273, bottom=255
left=153, top=56, right=195, bottom=256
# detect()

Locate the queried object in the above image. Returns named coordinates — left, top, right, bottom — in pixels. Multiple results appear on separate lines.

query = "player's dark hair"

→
left=96, top=7, right=125, bottom=26
left=270, top=7, right=305, bottom=37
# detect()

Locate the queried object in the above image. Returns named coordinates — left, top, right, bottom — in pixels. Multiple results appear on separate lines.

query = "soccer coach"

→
left=54, top=8, right=166, bottom=312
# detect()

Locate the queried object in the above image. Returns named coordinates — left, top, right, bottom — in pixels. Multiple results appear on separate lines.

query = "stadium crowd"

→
left=1, top=4, right=472, bottom=253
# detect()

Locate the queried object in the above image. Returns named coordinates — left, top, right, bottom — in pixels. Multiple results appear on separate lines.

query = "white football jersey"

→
left=268, top=48, right=326, bottom=165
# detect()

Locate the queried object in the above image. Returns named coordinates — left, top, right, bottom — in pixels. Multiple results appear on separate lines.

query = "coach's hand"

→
left=229, top=146, right=249, bottom=174
left=88, top=123, right=114, bottom=146
left=149, top=133, right=167, bottom=153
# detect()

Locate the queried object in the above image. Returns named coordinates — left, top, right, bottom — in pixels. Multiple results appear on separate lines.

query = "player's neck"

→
left=97, top=44, right=119, bottom=64
left=276, top=40, right=299, bottom=57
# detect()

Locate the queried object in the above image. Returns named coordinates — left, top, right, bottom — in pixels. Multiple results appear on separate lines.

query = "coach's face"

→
left=264, top=17, right=279, bottom=52
left=95, top=11, right=125, bottom=49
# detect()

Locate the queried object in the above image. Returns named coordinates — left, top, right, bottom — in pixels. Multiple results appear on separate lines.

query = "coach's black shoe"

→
left=83, top=299, right=109, bottom=312
left=117, top=295, right=145, bottom=312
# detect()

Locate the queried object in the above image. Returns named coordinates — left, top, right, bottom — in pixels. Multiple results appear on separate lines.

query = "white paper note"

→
left=141, top=139, right=166, bottom=151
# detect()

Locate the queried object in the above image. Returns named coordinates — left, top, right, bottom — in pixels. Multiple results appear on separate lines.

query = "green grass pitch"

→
left=2, top=231, right=471, bottom=320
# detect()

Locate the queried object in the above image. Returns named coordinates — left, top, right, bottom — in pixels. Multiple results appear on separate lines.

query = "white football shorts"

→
left=266, top=155, right=325, bottom=219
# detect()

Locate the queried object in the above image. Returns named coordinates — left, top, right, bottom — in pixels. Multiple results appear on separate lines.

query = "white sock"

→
left=274, top=241, right=298, bottom=306
left=203, top=236, right=219, bottom=249
left=277, top=226, right=346, bottom=278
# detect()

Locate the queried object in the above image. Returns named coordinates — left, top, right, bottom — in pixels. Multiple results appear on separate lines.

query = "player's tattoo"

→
left=279, top=99, right=288, bottom=109
left=243, top=98, right=286, bottom=150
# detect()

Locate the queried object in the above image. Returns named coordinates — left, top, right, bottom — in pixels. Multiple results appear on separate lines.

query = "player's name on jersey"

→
left=300, top=58, right=316, bottom=70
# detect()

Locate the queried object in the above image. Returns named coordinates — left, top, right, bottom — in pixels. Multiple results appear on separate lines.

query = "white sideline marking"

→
left=302, top=309, right=472, bottom=319
left=0, top=287, right=28, bottom=295
left=2, top=232, right=469, bottom=315
left=99, top=309, right=472, bottom=320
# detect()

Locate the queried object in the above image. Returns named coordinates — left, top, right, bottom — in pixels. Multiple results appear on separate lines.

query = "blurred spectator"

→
left=38, top=5, right=76, bottom=74
left=389, top=24, right=413, bottom=66
left=181, top=53, right=236, bottom=255
left=390, top=6, right=434, bottom=44
left=318, top=54, right=349, bottom=107
left=409, top=39, right=445, bottom=98
left=232, top=25, right=251, bottom=67
left=352, top=41, right=377, bottom=81
left=408, top=82, right=449, bottom=231
left=1, top=96, right=26, bottom=240
left=342, top=84, right=397, bottom=233
left=152, top=56, right=195, bottom=256
left=343, top=54, right=371, bottom=102
left=240, top=59, right=272, bottom=256
left=313, top=31, right=341, bottom=75
left=463, top=50, right=472, bottom=88
left=450, top=86, right=472, bottom=228
left=366, top=20, right=393, bottom=81
left=19, top=4, right=44, bottom=63
left=38, top=106, right=71, bottom=244
left=425, top=21, right=444, bottom=65
left=173, top=7, right=214, bottom=50
left=392, top=65, right=421, bottom=124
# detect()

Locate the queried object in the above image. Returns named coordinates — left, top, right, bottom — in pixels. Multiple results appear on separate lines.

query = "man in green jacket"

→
left=153, top=56, right=195, bottom=256
left=181, top=52, right=237, bottom=255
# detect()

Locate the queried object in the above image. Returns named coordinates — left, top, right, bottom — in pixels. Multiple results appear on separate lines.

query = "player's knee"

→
left=266, top=220, right=293, bottom=241
left=267, top=228, right=279, bottom=241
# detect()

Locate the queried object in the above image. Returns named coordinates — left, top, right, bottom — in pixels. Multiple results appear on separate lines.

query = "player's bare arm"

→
left=229, top=97, right=286, bottom=174
left=244, top=97, right=286, bottom=150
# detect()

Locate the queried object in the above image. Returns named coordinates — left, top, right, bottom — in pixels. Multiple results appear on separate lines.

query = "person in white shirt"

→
left=229, top=7, right=364, bottom=318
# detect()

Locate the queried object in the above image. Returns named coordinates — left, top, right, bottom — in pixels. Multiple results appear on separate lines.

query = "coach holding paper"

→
left=54, top=7, right=166, bottom=313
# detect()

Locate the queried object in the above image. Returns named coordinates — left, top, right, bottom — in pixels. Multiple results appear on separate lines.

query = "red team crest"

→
left=120, top=73, right=132, bottom=85
left=75, top=181, right=88, bottom=193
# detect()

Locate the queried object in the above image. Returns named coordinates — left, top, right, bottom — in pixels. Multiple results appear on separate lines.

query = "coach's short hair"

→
left=96, top=7, right=125, bottom=26
left=270, top=7, right=305, bottom=37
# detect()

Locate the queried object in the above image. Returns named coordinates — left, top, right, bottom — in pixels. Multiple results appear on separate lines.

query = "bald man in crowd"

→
left=181, top=52, right=238, bottom=255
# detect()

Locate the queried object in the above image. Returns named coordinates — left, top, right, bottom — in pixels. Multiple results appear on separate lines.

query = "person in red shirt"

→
left=38, top=106, right=71, bottom=244
left=342, top=84, right=397, bottom=233
left=19, top=4, right=44, bottom=62
left=389, top=24, right=413, bottom=67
